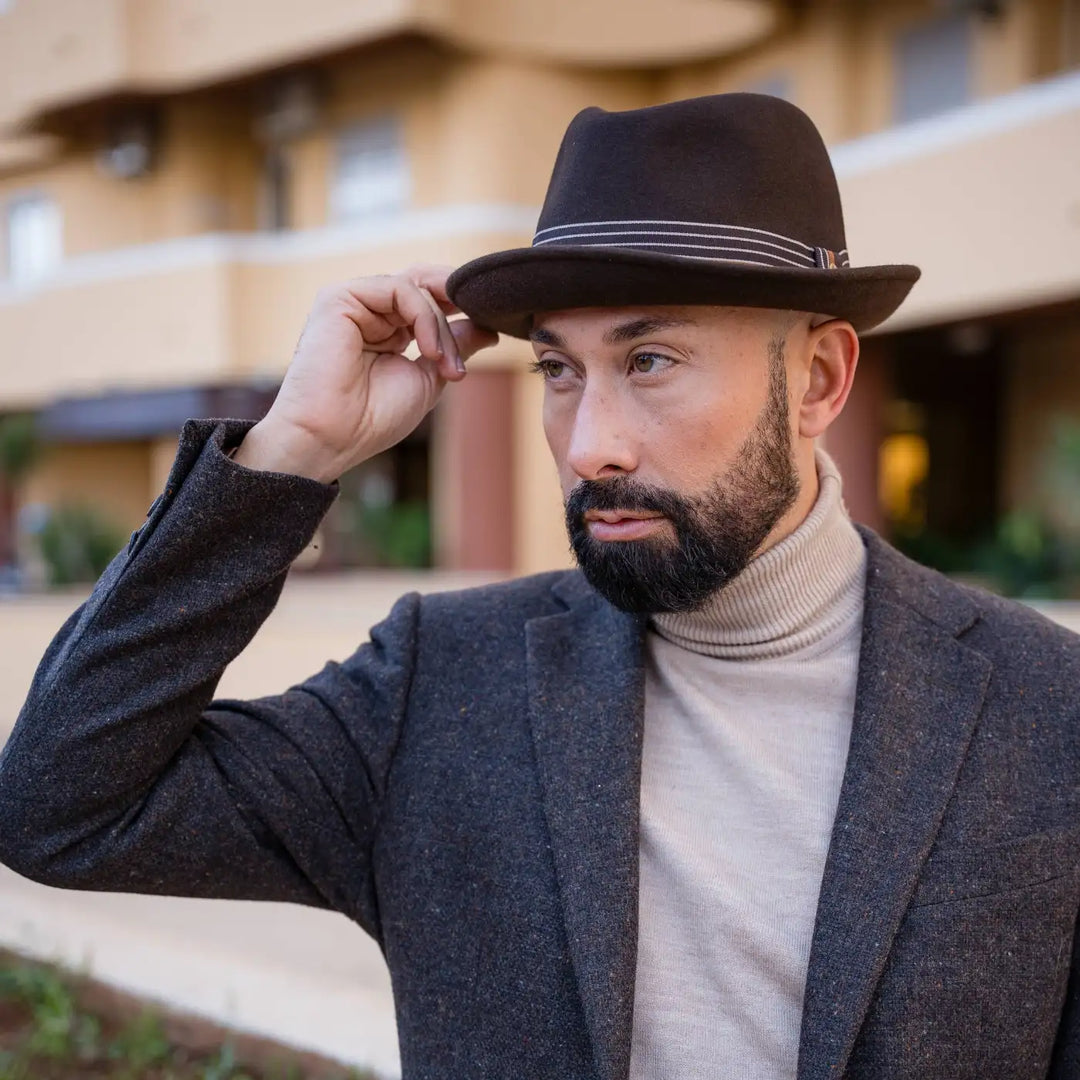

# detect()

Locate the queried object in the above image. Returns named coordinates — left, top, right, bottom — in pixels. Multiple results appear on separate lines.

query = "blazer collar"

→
left=527, top=575, right=647, bottom=1080
left=795, top=527, right=992, bottom=1080
left=528, top=530, right=993, bottom=1080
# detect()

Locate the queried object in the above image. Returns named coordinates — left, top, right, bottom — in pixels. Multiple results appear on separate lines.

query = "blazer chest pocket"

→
left=910, top=822, right=1080, bottom=908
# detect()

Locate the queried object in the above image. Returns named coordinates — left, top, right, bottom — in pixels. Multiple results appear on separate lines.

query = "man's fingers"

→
left=376, top=326, right=413, bottom=355
left=331, top=273, right=479, bottom=383
left=419, top=287, right=464, bottom=377
left=339, top=276, right=450, bottom=373
left=405, top=265, right=461, bottom=315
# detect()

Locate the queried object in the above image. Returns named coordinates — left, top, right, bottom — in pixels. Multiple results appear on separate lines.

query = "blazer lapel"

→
left=527, top=574, right=647, bottom=1080
left=796, top=531, right=993, bottom=1080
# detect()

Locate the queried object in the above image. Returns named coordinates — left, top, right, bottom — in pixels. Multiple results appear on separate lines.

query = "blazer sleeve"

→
left=0, top=418, right=418, bottom=938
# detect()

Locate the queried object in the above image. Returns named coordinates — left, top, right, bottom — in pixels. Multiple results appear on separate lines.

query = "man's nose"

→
left=565, top=388, right=637, bottom=481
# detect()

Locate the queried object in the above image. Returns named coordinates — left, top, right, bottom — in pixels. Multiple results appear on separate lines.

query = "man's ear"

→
left=798, top=318, right=859, bottom=440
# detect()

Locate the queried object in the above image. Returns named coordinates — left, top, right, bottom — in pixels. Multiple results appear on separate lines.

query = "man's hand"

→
left=233, top=265, right=499, bottom=483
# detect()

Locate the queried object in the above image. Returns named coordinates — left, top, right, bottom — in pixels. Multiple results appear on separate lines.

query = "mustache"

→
left=565, top=477, right=695, bottom=522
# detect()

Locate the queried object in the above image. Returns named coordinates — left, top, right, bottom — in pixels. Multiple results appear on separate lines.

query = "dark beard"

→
left=564, top=335, right=800, bottom=614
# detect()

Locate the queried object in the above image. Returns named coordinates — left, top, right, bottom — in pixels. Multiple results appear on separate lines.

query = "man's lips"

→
left=583, top=510, right=666, bottom=541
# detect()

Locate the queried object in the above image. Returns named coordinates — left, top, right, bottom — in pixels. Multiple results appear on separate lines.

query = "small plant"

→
left=969, top=511, right=1074, bottom=599
left=0, top=413, right=42, bottom=570
left=0, top=950, right=378, bottom=1078
left=0, top=960, right=100, bottom=1061
left=0, top=414, right=40, bottom=483
left=37, top=503, right=126, bottom=585
left=105, top=1009, right=171, bottom=1072
left=358, top=500, right=431, bottom=568
left=1043, top=418, right=1080, bottom=539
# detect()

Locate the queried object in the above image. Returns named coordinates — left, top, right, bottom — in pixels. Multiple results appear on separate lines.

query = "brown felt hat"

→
left=446, top=93, right=920, bottom=336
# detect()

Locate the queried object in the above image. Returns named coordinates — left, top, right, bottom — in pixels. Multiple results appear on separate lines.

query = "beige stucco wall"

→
left=22, top=440, right=152, bottom=534
left=657, top=0, right=1068, bottom=142
left=0, top=48, right=660, bottom=408
left=127, top=0, right=416, bottom=90
left=443, top=0, right=774, bottom=67
left=149, top=436, right=180, bottom=496
left=512, top=367, right=574, bottom=575
left=1, top=45, right=650, bottom=257
left=0, top=0, right=775, bottom=131
left=0, top=259, right=235, bottom=408
left=660, top=5, right=855, bottom=143
left=0, top=0, right=128, bottom=130
left=839, top=95, right=1080, bottom=334
left=0, top=97, right=259, bottom=254
left=229, top=228, right=537, bottom=380
left=427, top=59, right=652, bottom=206
left=838, top=0, right=1054, bottom=136
left=0, top=0, right=416, bottom=130
left=1, top=0, right=1078, bottom=577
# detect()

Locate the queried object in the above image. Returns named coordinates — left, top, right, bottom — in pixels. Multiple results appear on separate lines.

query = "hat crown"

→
left=535, top=93, right=847, bottom=259
left=445, top=90, right=920, bottom=339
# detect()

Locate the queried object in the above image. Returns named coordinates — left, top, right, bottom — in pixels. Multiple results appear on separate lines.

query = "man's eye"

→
left=531, top=359, right=568, bottom=380
left=631, top=352, right=672, bottom=374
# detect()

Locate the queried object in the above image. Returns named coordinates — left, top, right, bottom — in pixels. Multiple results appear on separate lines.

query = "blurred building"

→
left=0, top=0, right=1078, bottom=578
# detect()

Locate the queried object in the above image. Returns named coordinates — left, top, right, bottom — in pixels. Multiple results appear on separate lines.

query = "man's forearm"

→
left=0, top=417, right=338, bottom=883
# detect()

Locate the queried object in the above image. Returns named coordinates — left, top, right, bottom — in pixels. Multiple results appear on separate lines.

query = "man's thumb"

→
left=451, top=318, right=500, bottom=362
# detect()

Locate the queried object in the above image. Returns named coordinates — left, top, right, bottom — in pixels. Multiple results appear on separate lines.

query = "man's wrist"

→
left=229, top=420, right=343, bottom=484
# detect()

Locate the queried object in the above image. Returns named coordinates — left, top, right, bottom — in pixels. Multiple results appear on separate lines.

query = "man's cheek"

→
left=543, top=429, right=579, bottom=499
left=541, top=410, right=571, bottom=473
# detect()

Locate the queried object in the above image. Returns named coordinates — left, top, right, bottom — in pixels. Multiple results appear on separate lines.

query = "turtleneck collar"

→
left=649, top=448, right=867, bottom=660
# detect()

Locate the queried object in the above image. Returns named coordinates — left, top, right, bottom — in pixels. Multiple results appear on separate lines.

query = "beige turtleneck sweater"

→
left=628, top=449, right=867, bottom=1080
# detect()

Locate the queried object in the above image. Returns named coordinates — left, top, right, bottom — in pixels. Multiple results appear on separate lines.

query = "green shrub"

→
left=0, top=959, right=100, bottom=1063
left=970, top=510, right=1079, bottom=599
left=359, top=500, right=431, bottom=568
left=37, top=503, right=126, bottom=586
left=0, top=950, right=379, bottom=1078
left=0, top=414, right=40, bottom=484
left=104, top=1009, right=171, bottom=1071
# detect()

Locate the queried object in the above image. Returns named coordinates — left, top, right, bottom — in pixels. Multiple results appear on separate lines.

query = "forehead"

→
left=529, top=304, right=778, bottom=347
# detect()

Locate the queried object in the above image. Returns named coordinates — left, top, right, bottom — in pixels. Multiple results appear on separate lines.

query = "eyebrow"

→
left=529, top=315, right=694, bottom=350
left=603, top=316, right=693, bottom=345
left=529, top=327, right=566, bottom=349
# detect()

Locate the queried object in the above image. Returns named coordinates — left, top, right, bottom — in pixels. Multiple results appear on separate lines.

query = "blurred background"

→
left=0, top=0, right=1078, bottom=592
left=1, top=0, right=1079, bottom=1076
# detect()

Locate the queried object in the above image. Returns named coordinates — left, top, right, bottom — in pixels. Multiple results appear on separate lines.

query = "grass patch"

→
left=0, top=949, right=376, bottom=1079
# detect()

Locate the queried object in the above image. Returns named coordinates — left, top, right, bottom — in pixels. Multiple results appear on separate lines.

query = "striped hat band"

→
left=532, top=219, right=850, bottom=271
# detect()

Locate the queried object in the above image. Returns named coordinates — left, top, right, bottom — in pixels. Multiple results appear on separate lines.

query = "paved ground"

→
left=0, top=570, right=503, bottom=1079
left=1, top=572, right=1078, bottom=1077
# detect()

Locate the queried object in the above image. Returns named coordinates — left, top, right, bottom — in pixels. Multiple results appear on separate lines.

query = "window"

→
left=259, top=145, right=292, bottom=232
left=4, top=194, right=62, bottom=286
left=331, top=116, right=410, bottom=222
left=894, top=13, right=972, bottom=124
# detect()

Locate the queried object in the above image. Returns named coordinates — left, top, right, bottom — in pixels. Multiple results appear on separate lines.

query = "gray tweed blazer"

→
left=1, top=418, right=1079, bottom=1080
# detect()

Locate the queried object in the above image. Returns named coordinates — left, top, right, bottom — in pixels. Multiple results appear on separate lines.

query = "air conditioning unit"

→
left=254, top=70, right=324, bottom=144
left=97, top=106, right=159, bottom=180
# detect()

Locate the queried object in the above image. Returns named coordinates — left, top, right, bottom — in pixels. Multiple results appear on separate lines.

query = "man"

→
left=0, top=94, right=1078, bottom=1080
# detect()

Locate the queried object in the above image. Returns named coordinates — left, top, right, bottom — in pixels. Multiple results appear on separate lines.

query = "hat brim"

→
left=446, top=245, right=920, bottom=337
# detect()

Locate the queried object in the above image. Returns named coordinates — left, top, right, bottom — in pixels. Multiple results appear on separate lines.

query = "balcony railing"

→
left=0, top=203, right=538, bottom=407
left=832, top=70, right=1080, bottom=332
